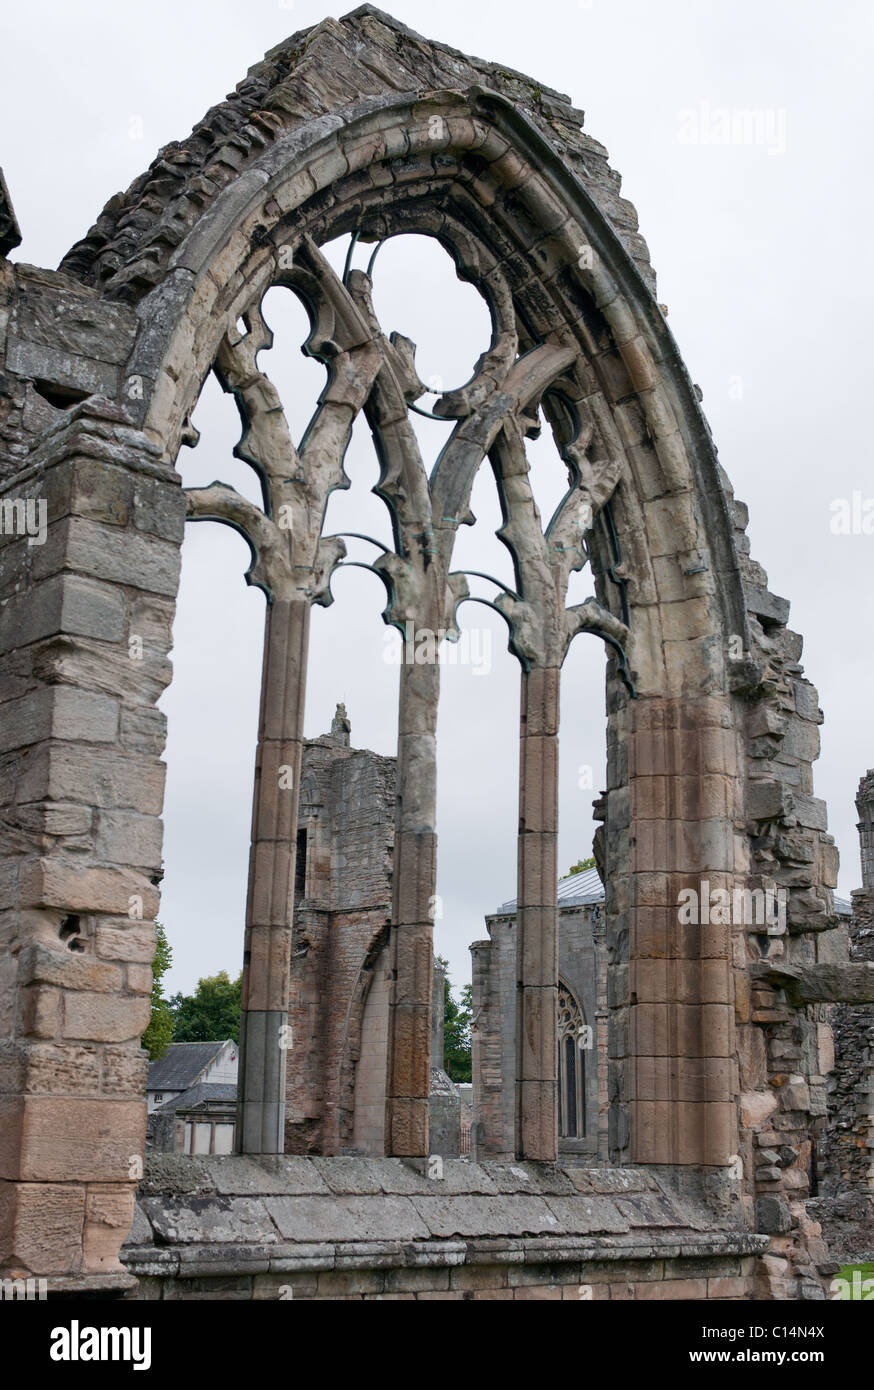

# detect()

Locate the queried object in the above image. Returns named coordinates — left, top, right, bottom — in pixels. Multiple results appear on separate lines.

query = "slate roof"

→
left=155, top=1082, right=237, bottom=1114
left=147, top=1041, right=232, bottom=1092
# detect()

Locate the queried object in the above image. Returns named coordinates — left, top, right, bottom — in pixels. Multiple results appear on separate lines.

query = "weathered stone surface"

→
left=0, top=4, right=847, bottom=1300
left=208, top=1156, right=331, bottom=1197
left=752, top=961, right=874, bottom=1005
left=265, top=1194, right=429, bottom=1243
left=141, top=1197, right=278, bottom=1246
left=756, top=1195, right=792, bottom=1235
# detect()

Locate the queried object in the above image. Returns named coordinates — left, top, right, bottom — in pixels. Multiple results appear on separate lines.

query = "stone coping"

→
left=122, top=1156, right=769, bottom=1279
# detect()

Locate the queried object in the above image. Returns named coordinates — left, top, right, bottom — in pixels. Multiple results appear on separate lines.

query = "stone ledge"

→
left=123, top=1229, right=768, bottom=1282
left=123, top=1156, right=766, bottom=1286
left=139, top=1153, right=664, bottom=1199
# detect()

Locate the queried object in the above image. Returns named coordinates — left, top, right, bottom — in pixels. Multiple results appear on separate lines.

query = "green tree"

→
left=141, top=922, right=174, bottom=1060
left=170, top=970, right=242, bottom=1044
left=439, top=957, right=472, bottom=1083
left=561, top=856, right=596, bottom=880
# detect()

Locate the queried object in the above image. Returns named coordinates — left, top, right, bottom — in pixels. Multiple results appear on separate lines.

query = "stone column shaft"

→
left=515, top=665, right=560, bottom=1160
left=238, top=594, right=309, bottom=1153
left=385, top=649, right=439, bottom=1157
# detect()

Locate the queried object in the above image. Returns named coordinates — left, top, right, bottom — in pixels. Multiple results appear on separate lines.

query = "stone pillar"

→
left=856, top=772, right=874, bottom=893
left=385, top=652, right=438, bottom=1158
left=624, top=696, right=736, bottom=1167
left=515, top=666, right=560, bottom=1161
left=0, top=401, right=183, bottom=1289
left=431, top=958, right=446, bottom=1069
left=238, top=595, right=309, bottom=1153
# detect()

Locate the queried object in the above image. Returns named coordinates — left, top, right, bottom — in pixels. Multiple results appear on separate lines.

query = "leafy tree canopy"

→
left=170, top=970, right=242, bottom=1044
left=439, top=956, right=472, bottom=1083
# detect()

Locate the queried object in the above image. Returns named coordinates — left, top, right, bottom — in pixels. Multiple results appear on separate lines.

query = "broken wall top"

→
left=58, top=5, right=655, bottom=304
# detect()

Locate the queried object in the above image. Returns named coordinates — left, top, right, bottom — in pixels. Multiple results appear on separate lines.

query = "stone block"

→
left=210, top=1156, right=330, bottom=1197
left=519, top=735, right=559, bottom=833
left=7, top=1096, right=145, bottom=1182
left=19, top=986, right=61, bottom=1040
left=632, top=1099, right=734, bottom=1165
left=659, top=597, right=713, bottom=643
left=412, top=1192, right=556, bottom=1239
left=101, top=1046, right=149, bottom=1097
left=521, top=667, right=560, bottom=736
left=82, top=1183, right=136, bottom=1273
left=643, top=496, right=700, bottom=558
left=62, top=992, right=151, bottom=1044
left=95, top=922, right=156, bottom=964
left=390, top=926, right=434, bottom=1006
left=517, top=906, right=559, bottom=985
left=0, top=686, right=118, bottom=754
left=386, top=1004, right=431, bottom=1095
left=630, top=1055, right=733, bottom=1104
left=756, top=1195, right=792, bottom=1234
left=18, top=944, right=123, bottom=994
left=22, top=1042, right=100, bottom=1095
left=516, top=1078, right=558, bottom=1160
left=264, top=1193, right=427, bottom=1243
left=131, top=477, right=186, bottom=543
left=19, top=860, right=159, bottom=918
left=94, top=809, right=163, bottom=869
left=0, top=1179, right=86, bottom=1275
left=739, top=1089, right=777, bottom=1129
left=792, top=795, right=828, bottom=833
left=518, top=986, right=558, bottom=1079
left=35, top=517, right=181, bottom=598
left=636, top=1277, right=708, bottom=1300
left=0, top=575, right=124, bottom=655
left=17, top=744, right=166, bottom=816
left=543, top=1195, right=628, bottom=1234
left=142, top=1196, right=278, bottom=1246
left=126, top=965, right=152, bottom=995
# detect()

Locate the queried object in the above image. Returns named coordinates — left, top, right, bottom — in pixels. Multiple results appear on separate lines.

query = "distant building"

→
left=471, top=867, right=853, bottom=1165
left=471, top=867, right=607, bottom=1162
left=146, top=1040, right=239, bottom=1154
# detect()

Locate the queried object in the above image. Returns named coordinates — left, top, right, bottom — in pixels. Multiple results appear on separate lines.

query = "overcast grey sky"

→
left=3, top=0, right=872, bottom=997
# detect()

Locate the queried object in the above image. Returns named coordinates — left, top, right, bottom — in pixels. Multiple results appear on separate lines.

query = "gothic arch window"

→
left=557, top=982, right=588, bottom=1140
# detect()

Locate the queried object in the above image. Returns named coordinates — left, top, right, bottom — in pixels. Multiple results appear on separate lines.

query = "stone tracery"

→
left=0, top=6, right=862, bottom=1298
left=181, top=216, right=628, bottom=1158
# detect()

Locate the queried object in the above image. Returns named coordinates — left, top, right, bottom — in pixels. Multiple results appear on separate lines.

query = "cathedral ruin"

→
left=1, top=6, right=872, bottom=1301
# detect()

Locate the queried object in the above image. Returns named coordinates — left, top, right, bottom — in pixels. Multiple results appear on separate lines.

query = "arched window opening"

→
left=558, top=983, right=588, bottom=1140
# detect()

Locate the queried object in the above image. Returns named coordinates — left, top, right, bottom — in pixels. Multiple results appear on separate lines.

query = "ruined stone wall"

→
left=821, top=894, right=874, bottom=1196
left=287, top=722, right=395, bottom=1153
left=0, top=399, right=183, bottom=1290
left=810, top=890, right=874, bottom=1262
left=122, top=1154, right=767, bottom=1301
left=471, top=916, right=518, bottom=1160
left=471, top=901, right=603, bottom=1160
left=592, top=429, right=841, bottom=1299
left=287, top=719, right=459, bottom=1157
left=0, top=5, right=853, bottom=1295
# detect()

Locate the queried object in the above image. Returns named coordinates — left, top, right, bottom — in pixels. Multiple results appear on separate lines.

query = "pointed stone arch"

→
left=0, top=8, right=846, bottom=1296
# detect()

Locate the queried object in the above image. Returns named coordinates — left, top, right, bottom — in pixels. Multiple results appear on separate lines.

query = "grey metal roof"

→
left=499, top=865, right=604, bottom=914
left=146, top=1041, right=231, bottom=1092
left=498, top=870, right=854, bottom=919
left=155, top=1082, right=237, bottom=1113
